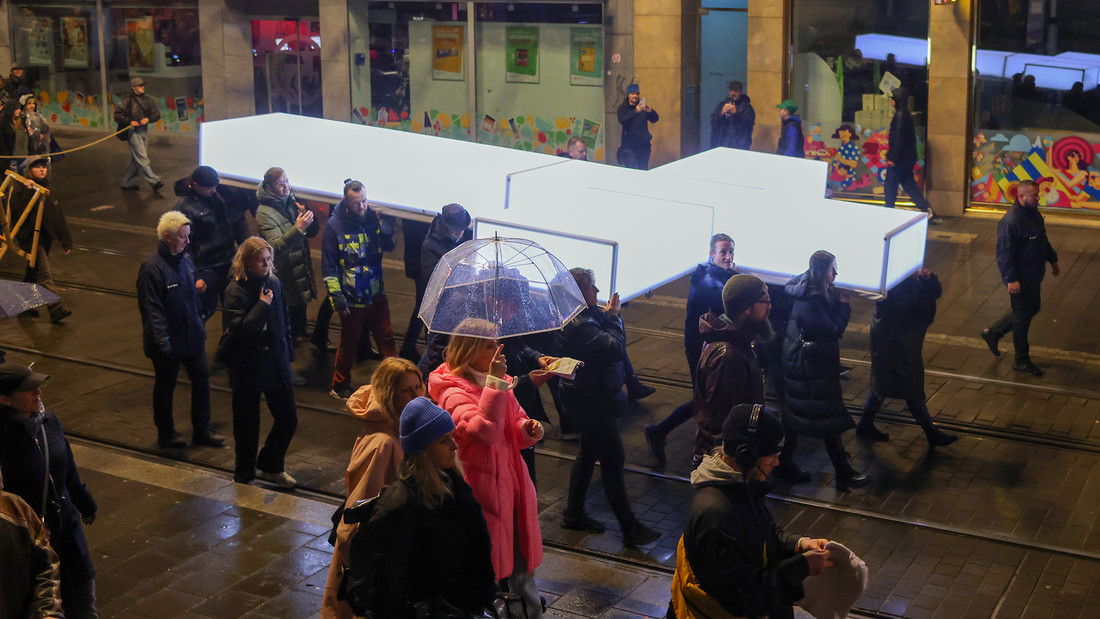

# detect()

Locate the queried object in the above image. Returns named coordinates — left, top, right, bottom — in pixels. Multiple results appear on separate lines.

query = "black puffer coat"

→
left=684, top=262, right=737, bottom=372
left=172, top=178, right=250, bottom=278
left=255, top=183, right=319, bottom=307
left=136, top=243, right=206, bottom=358
left=782, top=272, right=854, bottom=437
left=0, top=410, right=97, bottom=588
left=419, top=214, right=472, bottom=294
left=555, top=306, right=626, bottom=408
left=870, top=273, right=940, bottom=401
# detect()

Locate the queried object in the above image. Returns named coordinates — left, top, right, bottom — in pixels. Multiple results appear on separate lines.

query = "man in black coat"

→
left=709, top=81, right=755, bottom=150
left=981, top=180, right=1060, bottom=376
left=617, top=83, right=659, bottom=169
left=173, top=165, right=251, bottom=322
left=136, top=211, right=224, bottom=449
left=883, top=87, right=932, bottom=215
left=114, top=77, right=164, bottom=192
left=857, top=269, right=957, bottom=447
left=14, top=156, right=72, bottom=323
left=0, top=362, right=97, bottom=619
left=671, top=403, right=833, bottom=619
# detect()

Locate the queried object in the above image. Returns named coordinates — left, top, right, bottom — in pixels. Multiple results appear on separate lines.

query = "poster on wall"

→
left=432, top=25, right=465, bottom=81
left=61, top=17, right=89, bottom=68
left=127, top=17, right=155, bottom=70
left=569, top=27, right=603, bottom=86
left=27, top=18, right=53, bottom=67
left=505, top=26, right=540, bottom=84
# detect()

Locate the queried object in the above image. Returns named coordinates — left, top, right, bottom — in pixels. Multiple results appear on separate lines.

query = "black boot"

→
left=923, top=423, right=958, bottom=448
left=856, top=416, right=889, bottom=442
left=835, top=457, right=871, bottom=492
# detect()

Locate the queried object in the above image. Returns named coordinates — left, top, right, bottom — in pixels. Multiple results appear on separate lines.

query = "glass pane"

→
left=474, top=3, right=606, bottom=160
left=349, top=2, right=471, bottom=140
left=970, top=2, right=1100, bottom=210
left=790, top=1, right=929, bottom=203
left=13, top=3, right=105, bottom=130
left=106, top=6, right=203, bottom=133
left=252, top=20, right=323, bottom=118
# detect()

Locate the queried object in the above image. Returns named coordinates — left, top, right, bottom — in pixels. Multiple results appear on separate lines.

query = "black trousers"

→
left=779, top=430, right=848, bottom=473
left=197, top=265, right=230, bottom=324
left=618, top=145, right=651, bottom=170
left=230, top=354, right=298, bottom=481
left=287, top=303, right=309, bottom=340
left=150, top=351, right=212, bottom=438
left=565, top=398, right=638, bottom=530
left=884, top=162, right=930, bottom=211
left=863, top=391, right=933, bottom=427
left=988, top=284, right=1042, bottom=362
left=311, top=294, right=334, bottom=348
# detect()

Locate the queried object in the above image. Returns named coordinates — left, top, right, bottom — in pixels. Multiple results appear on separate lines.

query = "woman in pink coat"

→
left=428, top=318, right=545, bottom=618
left=322, top=357, right=424, bottom=619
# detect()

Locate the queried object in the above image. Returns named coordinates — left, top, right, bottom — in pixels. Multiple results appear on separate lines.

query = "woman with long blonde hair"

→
left=321, top=357, right=424, bottom=619
left=428, top=318, right=545, bottom=618
left=223, top=236, right=298, bottom=487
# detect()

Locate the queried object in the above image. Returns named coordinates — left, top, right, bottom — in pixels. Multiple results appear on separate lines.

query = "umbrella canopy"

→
left=0, top=281, right=60, bottom=318
left=419, top=237, right=586, bottom=338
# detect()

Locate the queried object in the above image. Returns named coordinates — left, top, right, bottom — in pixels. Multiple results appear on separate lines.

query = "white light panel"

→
left=1003, top=54, right=1099, bottom=90
left=853, top=33, right=928, bottom=67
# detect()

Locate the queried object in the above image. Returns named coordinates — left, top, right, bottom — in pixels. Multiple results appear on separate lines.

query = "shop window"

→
left=789, top=0, right=929, bottom=202
left=970, top=1, right=1100, bottom=211
left=252, top=20, right=323, bottom=118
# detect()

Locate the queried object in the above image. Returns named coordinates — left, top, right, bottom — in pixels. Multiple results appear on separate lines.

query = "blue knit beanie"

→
left=626, top=83, right=640, bottom=94
left=400, top=397, right=455, bottom=454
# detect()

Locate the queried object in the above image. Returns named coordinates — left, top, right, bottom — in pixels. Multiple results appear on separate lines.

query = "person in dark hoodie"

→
left=255, top=167, right=319, bottom=345
left=709, top=81, right=755, bottom=150
left=670, top=403, right=833, bottom=619
left=222, top=237, right=299, bottom=488
left=775, top=100, right=805, bottom=158
left=399, top=203, right=472, bottom=361
left=617, top=83, right=659, bottom=169
left=781, top=250, right=868, bottom=492
left=0, top=362, right=98, bottom=619
left=645, top=233, right=738, bottom=468
left=14, top=155, right=73, bottom=323
left=172, top=165, right=250, bottom=323
left=323, top=180, right=398, bottom=400
left=883, top=86, right=933, bottom=216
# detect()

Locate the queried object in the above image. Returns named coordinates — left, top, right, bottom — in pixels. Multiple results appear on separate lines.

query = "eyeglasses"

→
left=756, top=297, right=772, bottom=306
left=274, top=179, right=291, bottom=188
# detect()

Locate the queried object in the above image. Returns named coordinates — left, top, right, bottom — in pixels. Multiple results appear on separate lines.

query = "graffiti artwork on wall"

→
left=971, top=130, right=1100, bottom=210
left=803, top=121, right=925, bottom=199
left=351, top=105, right=606, bottom=162
left=33, top=90, right=203, bottom=133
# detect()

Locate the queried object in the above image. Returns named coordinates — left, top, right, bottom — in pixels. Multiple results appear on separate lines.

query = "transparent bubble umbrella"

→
left=419, top=237, right=586, bottom=338
left=0, top=281, right=60, bottom=318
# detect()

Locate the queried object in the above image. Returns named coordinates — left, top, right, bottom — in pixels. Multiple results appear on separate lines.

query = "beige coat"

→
left=321, top=385, right=404, bottom=619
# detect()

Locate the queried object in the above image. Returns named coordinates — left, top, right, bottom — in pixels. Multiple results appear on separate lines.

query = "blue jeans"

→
left=121, top=127, right=161, bottom=187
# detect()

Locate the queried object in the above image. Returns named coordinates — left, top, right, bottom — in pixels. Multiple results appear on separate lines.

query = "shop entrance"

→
left=251, top=19, right=323, bottom=117
left=698, top=1, right=748, bottom=150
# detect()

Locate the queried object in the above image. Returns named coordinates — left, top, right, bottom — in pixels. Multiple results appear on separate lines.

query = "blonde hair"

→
left=230, top=236, right=275, bottom=281
left=157, top=211, right=191, bottom=239
left=444, top=318, right=499, bottom=376
left=398, top=448, right=463, bottom=509
left=370, top=358, right=423, bottom=427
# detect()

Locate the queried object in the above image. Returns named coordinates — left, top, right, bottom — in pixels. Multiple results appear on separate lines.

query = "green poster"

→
left=505, top=26, right=539, bottom=83
left=569, top=27, right=602, bottom=86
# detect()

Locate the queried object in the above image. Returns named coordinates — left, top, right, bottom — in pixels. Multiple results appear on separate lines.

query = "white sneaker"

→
left=257, top=470, right=297, bottom=489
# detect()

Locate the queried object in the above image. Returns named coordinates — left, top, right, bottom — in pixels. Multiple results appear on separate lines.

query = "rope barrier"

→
left=0, top=126, right=132, bottom=160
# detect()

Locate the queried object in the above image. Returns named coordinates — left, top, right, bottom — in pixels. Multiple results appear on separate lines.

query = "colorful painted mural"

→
left=351, top=105, right=606, bottom=162
left=971, top=130, right=1100, bottom=210
left=32, top=90, right=203, bottom=133
left=803, top=120, right=925, bottom=200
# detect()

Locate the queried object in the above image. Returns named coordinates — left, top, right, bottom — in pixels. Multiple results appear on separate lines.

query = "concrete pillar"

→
left=746, top=0, right=786, bottom=153
left=0, top=4, right=13, bottom=72
left=199, top=0, right=254, bottom=121
left=926, top=0, right=974, bottom=217
left=319, top=0, right=351, bottom=122
left=604, top=0, right=634, bottom=163
left=633, top=0, right=683, bottom=167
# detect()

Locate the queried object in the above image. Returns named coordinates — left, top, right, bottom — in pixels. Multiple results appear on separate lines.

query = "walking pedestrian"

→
left=857, top=268, right=957, bottom=447
left=136, top=211, right=224, bottom=449
left=14, top=155, right=72, bottom=323
left=115, top=77, right=163, bottom=192
left=775, top=100, right=805, bottom=158
left=222, top=237, right=299, bottom=488
left=617, top=84, right=659, bottom=169
left=709, top=81, right=755, bottom=150
left=781, top=250, right=868, bottom=492
left=980, top=180, right=1060, bottom=376
left=883, top=87, right=933, bottom=217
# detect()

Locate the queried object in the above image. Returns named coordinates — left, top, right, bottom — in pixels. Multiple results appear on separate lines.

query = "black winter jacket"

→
left=419, top=214, right=472, bottom=293
left=255, top=183, right=319, bottom=306
left=709, top=94, right=755, bottom=150
left=886, top=88, right=917, bottom=165
left=693, top=312, right=765, bottom=459
left=222, top=275, right=295, bottom=388
left=345, top=469, right=496, bottom=618
left=13, top=178, right=71, bottom=254
left=617, top=101, right=659, bottom=149
left=0, top=409, right=97, bottom=587
left=683, top=455, right=807, bottom=619
left=782, top=273, right=854, bottom=437
left=684, top=262, right=737, bottom=371
left=113, top=91, right=161, bottom=126
left=555, top=306, right=626, bottom=407
left=136, top=243, right=207, bottom=358
left=777, top=115, right=805, bottom=158
left=870, top=273, right=940, bottom=401
left=996, top=201, right=1058, bottom=287
left=173, top=178, right=251, bottom=277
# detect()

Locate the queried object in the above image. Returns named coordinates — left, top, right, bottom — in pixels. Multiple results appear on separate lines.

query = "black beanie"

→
left=722, top=403, right=784, bottom=457
left=191, top=165, right=220, bottom=188
left=721, top=274, right=767, bottom=317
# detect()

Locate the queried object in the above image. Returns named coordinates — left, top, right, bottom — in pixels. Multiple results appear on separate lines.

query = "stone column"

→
left=633, top=0, right=683, bottom=167
left=319, top=0, right=351, bottom=122
left=746, top=0, right=786, bottom=153
left=199, top=0, right=254, bottom=121
left=0, top=3, right=13, bottom=72
left=927, top=0, right=974, bottom=217
left=604, top=0, right=634, bottom=164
